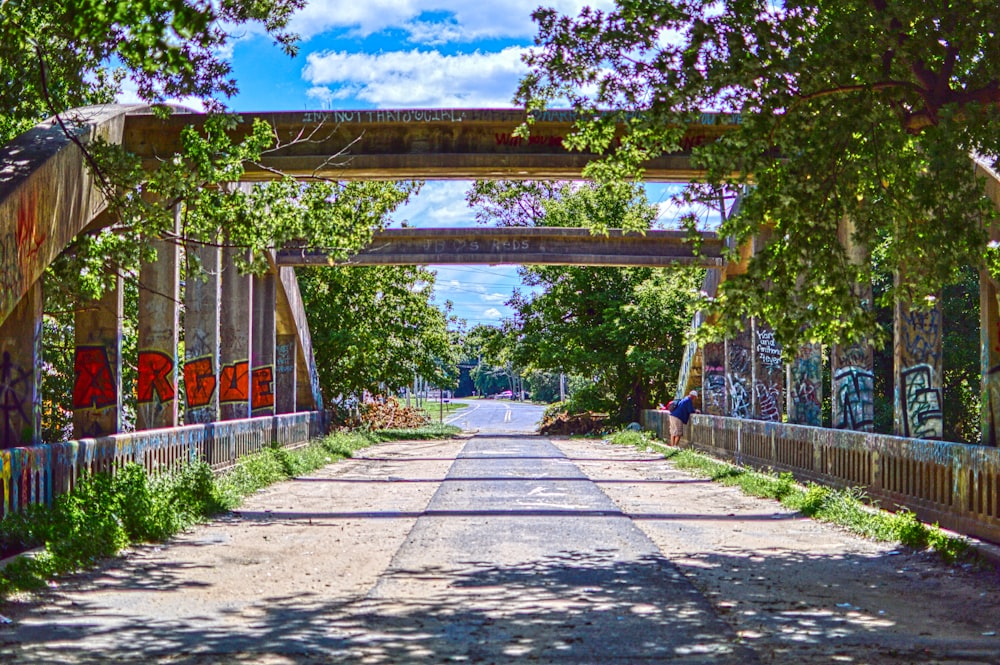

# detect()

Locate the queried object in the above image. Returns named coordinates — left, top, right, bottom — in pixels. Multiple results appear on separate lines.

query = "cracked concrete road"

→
left=2, top=433, right=999, bottom=664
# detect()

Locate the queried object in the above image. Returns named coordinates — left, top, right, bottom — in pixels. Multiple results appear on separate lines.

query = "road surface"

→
left=443, top=398, right=547, bottom=434
left=2, top=405, right=998, bottom=663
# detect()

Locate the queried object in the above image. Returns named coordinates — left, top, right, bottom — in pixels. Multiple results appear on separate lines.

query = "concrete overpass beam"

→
left=0, top=281, right=42, bottom=448
left=73, top=275, right=123, bottom=438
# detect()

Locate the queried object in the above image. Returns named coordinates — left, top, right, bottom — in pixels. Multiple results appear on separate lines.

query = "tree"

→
left=468, top=180, right=701, bottom=422
left=297, top=265, right=456, bottom=400
left=517, top=1, right=1000, bottom=350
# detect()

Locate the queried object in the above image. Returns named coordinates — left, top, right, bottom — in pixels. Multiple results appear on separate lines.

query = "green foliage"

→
left=468, top=181, right=702, bottom=423
left=518, top=1, right=1000, bottom=350
left=0, top=0, right=302, bottom=144
left=297, top=264, right=456, bottom=399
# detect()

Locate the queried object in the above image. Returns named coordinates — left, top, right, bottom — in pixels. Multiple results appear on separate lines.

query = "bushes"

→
left=607, top=429, right=973, bottom=564
left=0, top=426, right=459, bottom=600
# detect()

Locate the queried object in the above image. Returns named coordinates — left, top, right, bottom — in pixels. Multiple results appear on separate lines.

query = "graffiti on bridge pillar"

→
left=894, top=299, right=943, bottom=439
left=183, top=356, right=217, bottom=422
left=252, top=366, right=275, bottom=412
left=725, top=327, right=752, bottom=418
left=751, top=319, right=783, bottom=422
left=832, top=342, right=874, bottom=432
left=701, top=341, right=726, bottom=416
left=219, top=360, right=250, bottom=405
left=788, top=343, right=823, bottom=426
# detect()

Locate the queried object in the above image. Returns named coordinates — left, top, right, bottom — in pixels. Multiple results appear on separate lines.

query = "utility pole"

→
left=560, top=372, right=565, bottom=402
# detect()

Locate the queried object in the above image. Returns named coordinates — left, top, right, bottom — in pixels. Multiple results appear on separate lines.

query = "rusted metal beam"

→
left=275, top=227, right=723, bottom=268
left=122, top=109, right=739, bottom=182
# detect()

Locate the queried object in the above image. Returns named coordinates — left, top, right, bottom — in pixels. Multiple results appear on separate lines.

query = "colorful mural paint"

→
left=789, top=343, right=823, bottom=426
left=702, top=341, right=726, bottom=417
left=72, top=345, right=116, bottom=409
left=219, top=360, right=249, bottom=404
left=184, top=356, right=217, bottom=409
left=832, top=343, right=874, bottom=431
left=896, top=303, right=943, bottom=439
left=726, top=330, right=752, bottom=419
left=252, top=366, right=275, bottom=410
left=137, top=350, right=176, bottom=403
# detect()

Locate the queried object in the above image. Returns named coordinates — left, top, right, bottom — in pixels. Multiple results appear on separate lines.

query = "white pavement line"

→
left=504, top=407, right=512, bottom=422
left=445, top=403, right=480, bottom=425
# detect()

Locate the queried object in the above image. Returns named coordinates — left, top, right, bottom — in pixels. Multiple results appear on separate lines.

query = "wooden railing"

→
left=0, top=412, right=326, bottom=516
left=641, top=411, right=1000, bottom=544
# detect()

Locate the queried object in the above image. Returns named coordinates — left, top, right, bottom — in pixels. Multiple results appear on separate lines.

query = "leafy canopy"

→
left=517, top=0, right=1000, bottom=349
left=468, top=180, right=701, bottom=421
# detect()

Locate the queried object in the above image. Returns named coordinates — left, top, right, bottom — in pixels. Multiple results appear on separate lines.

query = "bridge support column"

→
left=894, top=289, right=943, bottom=440
left=725, top=326, right=752, bottom=418
left=275, top=334, right=297, bottom=414
left=981, top=272, right=1000, bottom=446
left=0, top=282, right=42, bottom=448
left=701, top=340, right=726, bottom=416
left=751, top=318, right=783, bottom=421
left=184, top=241, right=221, bottom=424
left=251, top=271, right=276, bottom=417
left=136, top=211, right=180, bottom=430
left=73, top=276, right=122, bottom=438
left=832, top=218, right=874, bottom=431
left=788, top=343, right=823, bottom=426
left=219, top=245, right=252, bottom=421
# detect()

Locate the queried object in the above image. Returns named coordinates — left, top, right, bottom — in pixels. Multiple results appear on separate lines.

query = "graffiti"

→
left=834, top=366, right=874, bottom=430
left=754, top=380, right=781, bottom=421
left=15, top=192, right=45, bottom=271
left=0, top=351, right=31, bottom=447
left=789, top=344, right=822, bottom=426
left=494, top=133, right=565, bottom=148
left=302, top=109, right=466, bottom=124
left=728, top=375, right=751, bottom=418
left=184, top=357, right=216, bottom=408
left=755, top=328, right=782, bottom=367
left=72, top=346, right=116, bottom=409
left=899, top=307, right=941, bottom=362
left=276, top=341, right=295, bottom=375
left=219, top=361, right=249, bottom=404
left=901, top=364, right=943, bottom=439
left=252, top=366, right=275, bottom=409
left=835, top=343, right=870, bottom=369
left=137, top=350, right=175, bottom=404
left=0, top=233, right=22, bottom=309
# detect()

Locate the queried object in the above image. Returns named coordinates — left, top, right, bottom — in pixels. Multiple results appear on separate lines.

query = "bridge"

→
left=1, top=105, right=1000, bottom=545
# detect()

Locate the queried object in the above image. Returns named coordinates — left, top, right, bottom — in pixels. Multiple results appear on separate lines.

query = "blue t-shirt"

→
left=671, top=396, right=696, bottom=424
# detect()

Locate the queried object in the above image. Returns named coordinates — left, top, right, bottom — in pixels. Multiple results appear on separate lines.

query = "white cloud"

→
left=482, top=292, right=507, bottom=303
left=391, top=182, right=475, bottom=228
left=482, top=307, right=503, bottom=319
left=289, top=0, right=616, bottom=42
left=115, top=78, right=208, bottom=113
left=303, top=47, right=529, bottom=107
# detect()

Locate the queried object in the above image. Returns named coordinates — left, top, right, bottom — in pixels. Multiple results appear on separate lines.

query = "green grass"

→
left=606, top=430, right=973, bottom=564
left=417, top=400, right=468, bottom=420
left=0, top=425, right=459, bottom=600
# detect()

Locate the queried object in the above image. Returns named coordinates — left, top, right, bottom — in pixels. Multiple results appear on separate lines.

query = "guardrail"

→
left=641, top=411, right=1000, bottom=544
left=0, top=412, right=326, bottom=516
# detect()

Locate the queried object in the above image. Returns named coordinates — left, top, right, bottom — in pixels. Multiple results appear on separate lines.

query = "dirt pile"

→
left=357, top=395, right=430, bottom=429
left=538, top=410, right=608, bottom=435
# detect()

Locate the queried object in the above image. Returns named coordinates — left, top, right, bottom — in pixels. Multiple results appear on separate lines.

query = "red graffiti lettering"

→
left=219, top=361, right=249, bottom=403
left=252, top=366, right=275, bottom=409
left=183, top=357, right=216, bottom=408
left=73, top=346, right=116, bottom=409
left=137, top=350, right=175, bottom=403
left=16, top=192, right=46, bottom=269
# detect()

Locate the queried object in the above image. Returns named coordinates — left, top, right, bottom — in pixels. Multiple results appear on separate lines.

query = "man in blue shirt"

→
left=668, top=390, right=699, bottom=446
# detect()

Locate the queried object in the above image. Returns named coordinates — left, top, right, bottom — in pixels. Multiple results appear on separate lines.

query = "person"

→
left=668, top=390, right=699, bottom=446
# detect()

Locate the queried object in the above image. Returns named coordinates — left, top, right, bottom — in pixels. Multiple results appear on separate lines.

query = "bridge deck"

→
left=276, top=227, right=723, bottom=267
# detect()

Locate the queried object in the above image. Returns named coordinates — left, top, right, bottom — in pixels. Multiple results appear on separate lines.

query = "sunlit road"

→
left=443, top=398, right=546, bottom=434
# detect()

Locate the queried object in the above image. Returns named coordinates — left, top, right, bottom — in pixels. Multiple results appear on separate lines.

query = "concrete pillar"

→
left=979, top=161, right=1000, bottom=446
left=751, top=318, right=783, bottom=421
left=183, top=241, right=221, bottom=424
left=251, top=271, right=276, bottom=417
left=275, top=334, right=297, bottom=414
left=701, top=340, right=726, bottom=416
left=894, top=292, right=943, bottom=439
left=73, top=275, right=123, bottom=438
left=136, top=211, right=180, bottom=430
left=0, top=281, right=42, bottom=447
left=725, top=327, right=752, bottom=418
left=219, top=245, right=252, bottom=421
left=788, top=343, right=823, bottom=426
left=831, top=218, right=875, bottom=431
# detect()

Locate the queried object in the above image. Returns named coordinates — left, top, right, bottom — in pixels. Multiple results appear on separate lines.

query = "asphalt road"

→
left=443, top=398, right=547, bottom=434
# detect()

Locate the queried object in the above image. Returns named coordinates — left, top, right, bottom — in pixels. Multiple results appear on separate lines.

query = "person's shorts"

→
left=669, top=414, right=683, bottom=438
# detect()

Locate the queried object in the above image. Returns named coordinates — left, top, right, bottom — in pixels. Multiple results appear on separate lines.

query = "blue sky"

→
left=153, top=1, right=717, bottom=327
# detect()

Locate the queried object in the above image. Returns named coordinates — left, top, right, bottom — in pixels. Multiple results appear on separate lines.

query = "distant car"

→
left=497, top=390, right=513, bottom=399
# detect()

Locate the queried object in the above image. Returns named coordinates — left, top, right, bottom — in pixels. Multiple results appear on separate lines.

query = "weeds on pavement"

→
left=0, top=426, right=459, bottom=600
left=606, top=430, right=972, bottom=564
